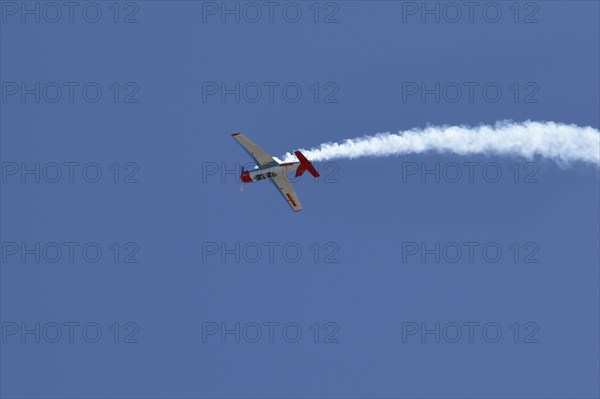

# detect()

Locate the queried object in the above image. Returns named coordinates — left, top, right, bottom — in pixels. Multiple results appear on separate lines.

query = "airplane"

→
left=231, top=133, right=320, bottom=212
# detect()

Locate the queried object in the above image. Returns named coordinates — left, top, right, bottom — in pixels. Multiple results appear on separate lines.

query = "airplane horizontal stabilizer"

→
left=294, top=151, right=320, bottom=178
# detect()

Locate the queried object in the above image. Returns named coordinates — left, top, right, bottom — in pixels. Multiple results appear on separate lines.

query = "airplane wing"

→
left=231, top=133, right=278, bottom=167
left=270, top=174, right=303, bottom=212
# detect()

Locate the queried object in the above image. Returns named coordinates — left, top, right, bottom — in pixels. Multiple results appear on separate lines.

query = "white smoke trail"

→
left=277, top=121, right=600, bottom=166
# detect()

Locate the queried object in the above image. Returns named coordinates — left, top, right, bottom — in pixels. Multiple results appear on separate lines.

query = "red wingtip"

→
left=231, top=133, right=240, bottom=136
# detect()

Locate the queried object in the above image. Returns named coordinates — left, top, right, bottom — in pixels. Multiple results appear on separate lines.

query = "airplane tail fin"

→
left=294, top=151, right=320, bottom=178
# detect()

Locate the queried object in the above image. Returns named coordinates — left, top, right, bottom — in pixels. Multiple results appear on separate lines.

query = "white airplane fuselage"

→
left=241, top=162, right=300, bottom=183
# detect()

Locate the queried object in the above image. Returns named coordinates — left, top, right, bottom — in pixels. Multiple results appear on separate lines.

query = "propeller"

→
left=240, top=165, right=244, bottom=192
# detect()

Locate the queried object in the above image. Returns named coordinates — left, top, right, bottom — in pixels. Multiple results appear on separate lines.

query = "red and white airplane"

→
left=231, top=133, right=320, bottom=212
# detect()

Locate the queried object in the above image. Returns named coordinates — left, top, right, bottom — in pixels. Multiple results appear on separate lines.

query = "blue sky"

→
left=1, top=1, right=599, bottom=398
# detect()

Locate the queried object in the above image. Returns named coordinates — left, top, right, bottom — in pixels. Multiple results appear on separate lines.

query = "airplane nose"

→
left=241, top=171, right=252, bottom=183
